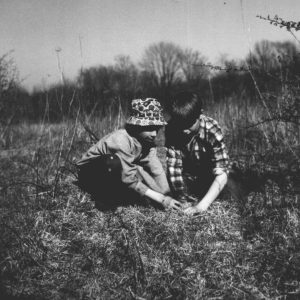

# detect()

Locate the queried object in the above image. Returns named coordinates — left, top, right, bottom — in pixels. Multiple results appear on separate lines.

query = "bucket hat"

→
left=126, top=98, right=167, bottom=126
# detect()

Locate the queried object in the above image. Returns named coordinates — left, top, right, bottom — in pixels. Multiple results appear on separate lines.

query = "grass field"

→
left=0, top=106, right=299, bottom=299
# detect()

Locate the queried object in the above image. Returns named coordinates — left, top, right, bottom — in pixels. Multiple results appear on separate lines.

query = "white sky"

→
left=1, top=0, right=299, bottom=91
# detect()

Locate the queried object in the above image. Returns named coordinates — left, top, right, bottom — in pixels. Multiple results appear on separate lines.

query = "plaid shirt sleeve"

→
left=204, top=117, right=229, bottom=175
left=165, top=146, right=186, bottom=195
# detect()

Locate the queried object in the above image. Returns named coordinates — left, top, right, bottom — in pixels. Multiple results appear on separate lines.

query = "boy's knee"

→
left=99, top=154, right=122, bottom=179
left=77, top=154, right=122, bottom=193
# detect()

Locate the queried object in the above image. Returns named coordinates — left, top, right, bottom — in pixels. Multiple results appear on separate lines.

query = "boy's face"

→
left=166, top=118, right=199, bottom=147
left=137, top=125, right=160, bottom=147
left=175, top=119, right=199, bottom=145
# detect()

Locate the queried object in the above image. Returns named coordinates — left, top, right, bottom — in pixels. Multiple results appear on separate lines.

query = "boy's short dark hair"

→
left=170, top=91, right=202, bottom=129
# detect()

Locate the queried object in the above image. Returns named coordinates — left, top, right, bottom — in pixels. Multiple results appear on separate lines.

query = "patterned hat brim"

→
left=126, top=116, right=167, bottom=126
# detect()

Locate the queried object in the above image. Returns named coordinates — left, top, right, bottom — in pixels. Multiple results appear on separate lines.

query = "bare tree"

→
left=0, top=51, right=18, bottom=96
left=140, top=42, right=182, bottom=90
left=246, top=40, right=279, bottom=72
left=246, top=40, right=299, bottom=74
left=0, top=51, right=20, bottom=121
left=179, top=48, right=209, bottom=81
left=114, top=55, right=134, bottom=71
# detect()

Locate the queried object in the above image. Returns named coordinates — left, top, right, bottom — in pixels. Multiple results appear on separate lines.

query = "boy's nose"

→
left=150, top=130, right=157, bottom=137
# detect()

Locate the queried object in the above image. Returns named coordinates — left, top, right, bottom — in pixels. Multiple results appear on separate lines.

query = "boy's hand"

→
left=181, top=202, right=193, bottom=209
left=162, top=196, right=182, bottom=211
left=183, top=202, right=208, bottom=215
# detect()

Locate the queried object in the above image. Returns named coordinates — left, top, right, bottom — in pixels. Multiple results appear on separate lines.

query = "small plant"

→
left=257, top=14, right=300, bottom=32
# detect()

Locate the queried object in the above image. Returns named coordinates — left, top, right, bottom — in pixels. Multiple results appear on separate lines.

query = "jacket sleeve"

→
left=75, top=142, right=103, bottom=167
left=139, top=147, right=170, bottom=194
left=107, top=134, right=149, bottom=196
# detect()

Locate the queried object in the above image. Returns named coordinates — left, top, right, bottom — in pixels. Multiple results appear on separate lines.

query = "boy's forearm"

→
left=195, top=172, right=228, bottom=211
left=144, top=188, right=165, bottom=204
left=153, top=172, right=171, bottom=194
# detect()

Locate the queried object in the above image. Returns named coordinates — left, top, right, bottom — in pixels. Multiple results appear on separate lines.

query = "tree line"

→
left=0, top=40, right=300, bottom=122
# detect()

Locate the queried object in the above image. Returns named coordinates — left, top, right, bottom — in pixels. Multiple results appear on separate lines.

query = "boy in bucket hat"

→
left=76, top=98, right=182, bottom=211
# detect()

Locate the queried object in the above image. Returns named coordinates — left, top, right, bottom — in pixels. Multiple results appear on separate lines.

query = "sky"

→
left=1, top=0, right=300, bottom=92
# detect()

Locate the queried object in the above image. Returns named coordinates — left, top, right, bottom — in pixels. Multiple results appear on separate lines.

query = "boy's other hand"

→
left=181, top=202, right=193, bottom=209
left=183, top=204, right=207, bottom=216
left=162, top=196, right=182, bottom=211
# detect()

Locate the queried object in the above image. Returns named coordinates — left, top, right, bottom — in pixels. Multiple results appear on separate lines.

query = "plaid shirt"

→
left=166, top=114, right=229, bottom=195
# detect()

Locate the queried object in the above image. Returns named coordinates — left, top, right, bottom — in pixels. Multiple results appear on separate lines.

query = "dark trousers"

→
left=184, top=173, right=214, bottom=199
left=184, top=171, right=245, bottom=204
left=77, top=154, right=141, bottom=210
left=183, top=154, right=215, bottom=199
left=183, top=160, right=244, bottom=203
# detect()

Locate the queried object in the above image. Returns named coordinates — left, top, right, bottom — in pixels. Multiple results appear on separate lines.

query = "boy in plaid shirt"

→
left=165, top=91, right=229, bottom=215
